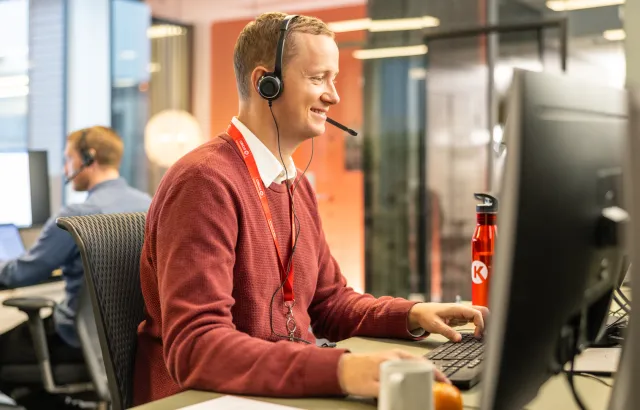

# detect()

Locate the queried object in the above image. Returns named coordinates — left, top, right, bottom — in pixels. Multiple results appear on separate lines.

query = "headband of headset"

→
left=257, top=15, right=299, bottom=101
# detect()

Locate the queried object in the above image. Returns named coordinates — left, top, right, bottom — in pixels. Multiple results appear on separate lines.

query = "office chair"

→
left=1, top=278, right=104, bottom=405
left=56, top=212, right=147, bottom=410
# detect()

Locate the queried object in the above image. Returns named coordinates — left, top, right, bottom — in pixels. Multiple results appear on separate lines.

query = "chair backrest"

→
left=76, top=284, right=110, bottom=402
left=57, top=212, right=147, bottom=410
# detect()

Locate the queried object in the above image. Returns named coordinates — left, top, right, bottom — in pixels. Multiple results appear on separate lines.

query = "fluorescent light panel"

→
left=0, top=75, right=29, bottom=88
left=546, top=0, right=624, bottom=11
left=603, top=29, right=625, bottom=41
left=147, top=24, right=186, bottom=39
left=328, top=18, right=371, bottom=33
left=353, top=45, right=428, bottom=60
left=0, top=86, right=29, bottom=99
left=328, top=16, right=439, bottom=33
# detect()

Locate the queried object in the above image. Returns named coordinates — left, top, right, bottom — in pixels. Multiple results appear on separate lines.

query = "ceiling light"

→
left=603, top=29, right=625, bottom=41
left=328, top=16, right=440, bottom=33
left=369, top=16, right=440, bottom=32
left=147, top=24, right=186, bottom=39
left=409, top=67, right=427, bottom=79
left=0, top=85, right=29, bottom=99
left=546, top=0, right=624, bottom=11
left=0, top=75, right=29, bottom=88
left=328, top=18, right=372, bottom=33
left=353, top=45, right=428, bottom=60
left=145, top=110, right=204, bottom=167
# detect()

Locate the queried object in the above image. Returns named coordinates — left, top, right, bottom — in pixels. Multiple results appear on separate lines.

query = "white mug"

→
left=378, top=359, right=434, bottom=410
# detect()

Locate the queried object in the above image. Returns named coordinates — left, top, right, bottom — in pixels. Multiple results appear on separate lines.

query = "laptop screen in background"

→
left=0, top=224, right=26, bottom=260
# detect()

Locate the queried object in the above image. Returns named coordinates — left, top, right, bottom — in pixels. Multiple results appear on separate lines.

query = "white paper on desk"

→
left=178, top=396, right=302, bottom=410
left=565, top=347, right=621, bottom=374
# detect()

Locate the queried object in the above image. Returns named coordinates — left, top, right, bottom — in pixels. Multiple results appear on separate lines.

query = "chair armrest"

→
left=1, top=297, right=93, bottom=395
left=3, top=297, right=56, bottom=314
left=2, top=297, right=55, bottom=367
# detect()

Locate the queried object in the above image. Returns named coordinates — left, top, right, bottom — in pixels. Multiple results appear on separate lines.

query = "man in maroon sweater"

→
left=133, top=12, right=489, bottom=405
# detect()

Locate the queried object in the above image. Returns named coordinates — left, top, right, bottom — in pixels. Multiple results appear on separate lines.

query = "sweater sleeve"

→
left=305, top=181, right=426, bottom=343
left=153, top=164, right=346, bottom=397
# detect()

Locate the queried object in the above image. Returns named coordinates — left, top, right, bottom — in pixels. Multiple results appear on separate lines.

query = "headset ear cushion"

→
left=258, top=75, right=281, bottom=100
left=82, top=150, right=95, bottom=166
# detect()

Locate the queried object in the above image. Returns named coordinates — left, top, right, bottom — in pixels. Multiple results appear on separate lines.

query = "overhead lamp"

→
left=369, top=16, right=440, bottom=32
left=147, top=24, right=186, bottom=39
left=546, top=0, right=624, bottom=11
left=328, top=16, right=439, bottom=33
left=0, top=86, right=29, bottom=99
left=327, top=18, right=371, bottom=33
left=603, top=29, right=626, bottom=41
left=0, top=75, right=29, bottom=88
left=353, top=45, right=428, bottom=60
left=145, top=110, right=204, bottom=167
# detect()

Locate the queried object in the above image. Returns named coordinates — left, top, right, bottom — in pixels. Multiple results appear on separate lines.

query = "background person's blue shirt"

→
left=0, top=178, right=152, bottom=347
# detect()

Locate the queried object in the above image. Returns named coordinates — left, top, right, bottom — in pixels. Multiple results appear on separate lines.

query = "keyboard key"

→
left=424, top=333, right=484, bottom=390
left=445, top=368, right=459, bottom=377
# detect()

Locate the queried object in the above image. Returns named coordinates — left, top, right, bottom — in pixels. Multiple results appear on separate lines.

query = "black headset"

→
left=65, top=129, right=96, bottom=184
left=77, top=129, right=96, bottom=168
left=257, top=15, right=299, bottom=102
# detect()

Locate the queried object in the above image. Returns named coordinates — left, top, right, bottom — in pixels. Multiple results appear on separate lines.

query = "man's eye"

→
left=311, top=76, right=323, bottom=82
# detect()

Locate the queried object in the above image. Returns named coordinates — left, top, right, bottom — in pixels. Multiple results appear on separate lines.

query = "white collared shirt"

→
left=231, top=117, right=297, bottom=187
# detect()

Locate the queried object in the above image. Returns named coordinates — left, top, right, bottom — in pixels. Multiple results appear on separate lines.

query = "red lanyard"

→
left=227, top=123, right=296, bottom=302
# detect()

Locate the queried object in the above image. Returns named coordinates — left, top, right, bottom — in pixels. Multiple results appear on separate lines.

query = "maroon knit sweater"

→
left=133, top=133, right=423, bottom=405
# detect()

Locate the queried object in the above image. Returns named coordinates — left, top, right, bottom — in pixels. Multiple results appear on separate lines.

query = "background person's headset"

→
left=65, top=129, right=96, bottom=184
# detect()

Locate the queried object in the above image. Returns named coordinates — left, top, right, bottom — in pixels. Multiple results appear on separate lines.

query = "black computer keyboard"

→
left=426, top=333, right=484, bottom=390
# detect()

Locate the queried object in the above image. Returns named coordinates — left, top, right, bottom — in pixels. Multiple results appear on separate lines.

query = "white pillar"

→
left=65, top=0, right=111, bottom=204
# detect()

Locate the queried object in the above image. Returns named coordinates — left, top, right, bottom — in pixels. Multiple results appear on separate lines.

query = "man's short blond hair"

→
left=67, top=126, right=124, bottom=169
left=233, top=12, right=334, bottom=100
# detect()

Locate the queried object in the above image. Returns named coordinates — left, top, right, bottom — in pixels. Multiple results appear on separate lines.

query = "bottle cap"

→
left=474, top=193, right=498, bottom=213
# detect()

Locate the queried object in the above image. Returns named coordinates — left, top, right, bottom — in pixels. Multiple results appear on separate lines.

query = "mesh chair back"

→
left=57, top=212, right=147, bottom=410
left=76, top=285, right=110, bottom=402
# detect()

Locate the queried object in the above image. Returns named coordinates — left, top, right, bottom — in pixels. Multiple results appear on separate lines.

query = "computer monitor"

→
left=481, top=69, right=627, bottom=410
left=0, top=151, right=51, bottom=227
left=0, top=224, right=26, bottom=260
left=608, top=86, right=640, bottom=410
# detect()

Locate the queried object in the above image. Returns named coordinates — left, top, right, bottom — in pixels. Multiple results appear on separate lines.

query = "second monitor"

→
left=0, top=150, right=51, bottom=228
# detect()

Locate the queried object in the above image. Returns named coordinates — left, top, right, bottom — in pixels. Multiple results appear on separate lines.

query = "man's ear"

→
left=250, top=66, right=270, bottom=94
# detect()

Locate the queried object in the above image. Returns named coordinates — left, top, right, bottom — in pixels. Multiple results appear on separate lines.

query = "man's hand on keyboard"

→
left=408, top=303, right=489, bottom=342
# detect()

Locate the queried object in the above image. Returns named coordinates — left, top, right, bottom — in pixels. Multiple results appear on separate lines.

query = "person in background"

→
left=0, top=126, right=152, bottom=370
left=134, top=12, right=488, bottom=405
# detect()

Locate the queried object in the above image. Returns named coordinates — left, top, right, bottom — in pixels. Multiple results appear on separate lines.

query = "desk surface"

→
left=131, top=335, right=614, bottom=410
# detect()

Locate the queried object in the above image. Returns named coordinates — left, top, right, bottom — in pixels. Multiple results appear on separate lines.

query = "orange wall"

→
left=210, top=5, right=367, bottom=291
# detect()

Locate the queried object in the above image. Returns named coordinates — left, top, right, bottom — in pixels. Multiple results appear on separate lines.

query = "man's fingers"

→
left=431, top=319, right=461, bottom=342
left=442, top=305, right=486, bottom=336
left=433, top=368, right=452, bottom=384
left=371, top=381, right=381, bottom=398
left=472, top=305, right=490, bottom=328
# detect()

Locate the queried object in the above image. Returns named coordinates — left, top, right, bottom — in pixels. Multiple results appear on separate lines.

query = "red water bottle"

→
left=471, top=193, right=498, bottom=307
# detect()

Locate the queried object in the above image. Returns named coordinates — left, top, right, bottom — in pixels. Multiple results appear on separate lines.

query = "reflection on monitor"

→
left=0, top=151, right=51, bottom=227
left=0, top=224, right=26, bottom=260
